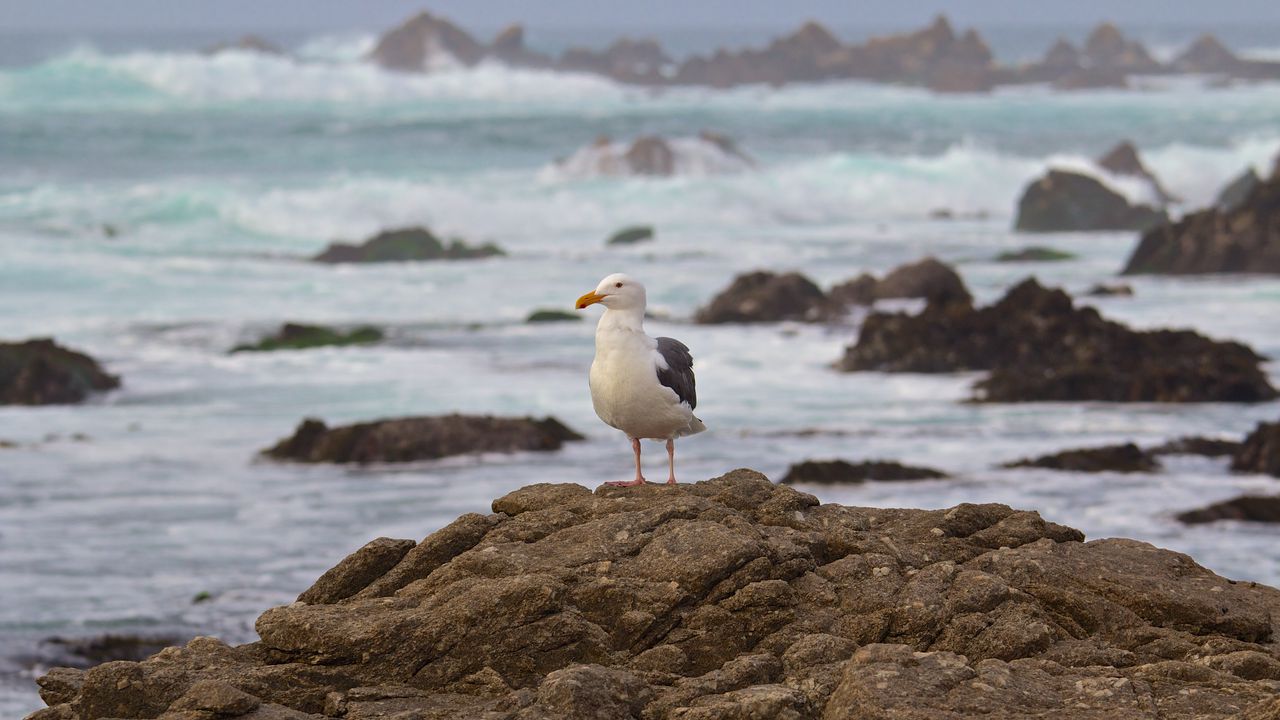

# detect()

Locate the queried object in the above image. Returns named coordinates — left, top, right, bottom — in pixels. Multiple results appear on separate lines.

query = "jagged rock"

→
left=204, top=34, right=283, bottom=55
left=1231, top=421, right=1280, bottom=477
left=0, top=338, right=120, bottom=405
left=1178, top=495, right=1280, bottom=524
left=1025, top=38, right=1083, bottom=82
left=1217, top=167, right=1262, bottom=211
left=1086, top=283, right=1134, bottom=297
left=606, top=225, right=655, bottom=246
left=488, top=24, right=551, bottom=68
left=695, top=272, right=834, bottom=324
left=1122, top=172, right=1280, bottom=274
left=230, top=323, right=383, bottom=353
left=30, top=470, right=1280, bottom=720
left=839, top=277, right=1277, bottom=403
left=1014, top=169, right=1168, bottom=232
left=560, top=38, right=672, bottom=84
left=1174, top=34, right=1241, bottom=74
left=1004, top=443, right=1158, bottom=473
left=525, top=309, right=580, bottom=323
left=1149, top=436, right=1242, bottom=457
left=995, top=246, right=1076, bottom=262
left=297, top=538, right=417, bottom=605
left=311, top=227, right=503, bottom=264
left=780, top=459, right=948, bottom=484
left=830, top=257, right=972, bottom=308
left=369, top=11, right=486, bottom=71
left=1083, top=23, right=1162, bottom=74
left=1097, top=141, right=1178, bottom=204
left=263, top=415, right=584, bottom=464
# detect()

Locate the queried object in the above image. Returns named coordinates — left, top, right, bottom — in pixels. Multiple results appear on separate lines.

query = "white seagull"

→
left=576, top=273, right=705, bottom=486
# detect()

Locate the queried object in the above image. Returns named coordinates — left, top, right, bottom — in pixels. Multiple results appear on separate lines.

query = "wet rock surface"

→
left=1014, top=169, right=1167, bottom=233
left=780, top=460, right=949, bottom=484
left=29, top=471, right=1280, bottom=719
left=839, top=278, right=1277, bottom=403
left=0, top=339, right=120, bottom=405
left=312, top=227, right=503, bottom=264
left=1004, top=443, right=1159, bottom=473
left=262, top=415, right=584, bottom=464
left=696, top=271, right=835, bottom=324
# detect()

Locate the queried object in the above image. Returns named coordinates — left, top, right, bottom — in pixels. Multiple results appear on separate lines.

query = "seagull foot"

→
left=666, top=477, right=678, bottom=485
left=606, top=478, right=647, bottom=487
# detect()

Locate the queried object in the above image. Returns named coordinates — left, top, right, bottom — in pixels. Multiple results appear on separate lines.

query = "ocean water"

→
left=3, top=28, right=1280, bottom=717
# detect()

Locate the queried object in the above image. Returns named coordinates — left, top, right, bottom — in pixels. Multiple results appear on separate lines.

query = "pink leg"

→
left=606, top=438, right=647, bottom=487
left=666, top=439, right=677, bottom=484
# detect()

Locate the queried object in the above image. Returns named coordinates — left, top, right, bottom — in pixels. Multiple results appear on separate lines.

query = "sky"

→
left=5, top=0, right=1280, bottom=33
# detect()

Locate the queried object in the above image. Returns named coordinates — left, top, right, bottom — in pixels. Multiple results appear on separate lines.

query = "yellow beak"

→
left=576, top=291, right=606, bottom=309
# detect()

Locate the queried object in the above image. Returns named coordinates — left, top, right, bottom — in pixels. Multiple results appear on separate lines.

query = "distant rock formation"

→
left=829, top=257, right=972, bottom=307
left=994, top=246, right=1077, bottom=262
left=1096, top=140, right=1178, bottom=205
left=368, top=11, right=487, bottom=71
left=525, top=309, right=580, bottom=323
left=1122, top=172, right=1280, bottom=274
left=1148, top=435, right=1241, bottom=457
left=605, top=225, right=656, bottom=246
left=560, top=37, right=673, bottom=84
left=1215, top=167, right=1262, bottom=212
left=203, top=34, right=283, bottom=56
left=1173, top=34, right=1242, bottom=74
left=1004, top=443, right=1159, bottom=473
left=1085, top=283, right=1134, bottom=297
left=29, top=471, right=1280, bottom=719
left=780, top=459, right=948, bottom=484
left=263, top=415, right=584, bottom=464
left=1083, top=22, right=1162, bottom=74
left=312, top=227, right=504, bottom=264
left=230, top=323, right=383, bottom=353
left=0, top=338, right=120, bottom=405
left=1231, top=421, right=1280, bottom=477
left=550, top=133, right=754, bottom=179
left=695, top=271, right=835, bottom=324
left=1178, top=495, right=1280, bottom=524
left=839, top=277, right=1277, bottom=403
left=1014, top=169, right=1167, bottom=232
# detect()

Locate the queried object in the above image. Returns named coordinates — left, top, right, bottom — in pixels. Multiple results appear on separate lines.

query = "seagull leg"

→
left=666, top=438, right=677, bottom=484
left=606, top=437, right=647, bottom=487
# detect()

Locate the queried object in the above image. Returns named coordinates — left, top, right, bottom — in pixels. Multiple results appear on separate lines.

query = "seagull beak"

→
left=576, top=291, right=606, bottom=310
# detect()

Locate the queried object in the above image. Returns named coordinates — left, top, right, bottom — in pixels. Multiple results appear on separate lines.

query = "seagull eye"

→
left=615, top=282, right=623, bottom=288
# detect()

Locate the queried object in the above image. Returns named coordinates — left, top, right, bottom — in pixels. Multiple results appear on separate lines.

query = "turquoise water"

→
left=2, top=31, right=1280, bottom=717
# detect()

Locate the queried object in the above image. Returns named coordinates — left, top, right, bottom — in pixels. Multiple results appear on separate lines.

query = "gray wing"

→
left=655, top=336, right=696, bottom=409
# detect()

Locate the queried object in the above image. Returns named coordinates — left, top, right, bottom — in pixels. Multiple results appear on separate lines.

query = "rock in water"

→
left=262, top=415, right=584, bottom=464
left=1231, top=421, right=1280, bottom=477
left=231, top=323, right=383, bottom=353
left=839, top=277, right=1277, bottom=403
left=830, top=257, right=972, bottom=308
left=312, top=227, right=504, bottom=264
left=0, top=338, right=120, bottom=405
left=368, top=11, right=486, bottom=71
left=1004, top=443, right=1159, bottom=473
left=1096, top=140, right=1177, bottom=205
left=1123, top=172, right=1280, bottom=275
left=1085, top=283, right=1134, bottom=297
left=606, top=225, right=656, bottom=246
left=1173, top=34, right=1241, bottom=74
left=1216, top=167, right=1262, bottom=212
left=30, top=471, right=1280, bottom=719
left=994, top=246, right=1077, bottom=262
left=695, top=271, right=834, bottom=324
left=1014, top=169, right=1167, bottom=232
left=203, top=34, right=283, bottom=55
left=1178, top=495, right=1280, bottom=525
left=1149, top=436, right=1242, bottom=457
left=550, top=133, right=754, bottom=179
left=525, top=309, right=580, bottom=323
left=780, top=459, right=948, bottom=484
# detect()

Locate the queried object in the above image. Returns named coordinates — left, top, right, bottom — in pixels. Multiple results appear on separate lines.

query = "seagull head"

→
left=576, top=273, right=647, bottom=312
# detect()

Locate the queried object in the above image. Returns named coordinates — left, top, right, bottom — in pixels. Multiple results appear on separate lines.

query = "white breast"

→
left=589, top=324, right=696, bottom=440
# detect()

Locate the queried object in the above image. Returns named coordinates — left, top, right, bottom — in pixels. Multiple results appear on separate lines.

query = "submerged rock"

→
left=606, top=225, right=656, bottom=246
left=839, top=277, right=1277, bottom=403
left=1004, top=443, right=1158, bottom=473
left=830, top=257, right=972, bottom=308
left=31, top=470, right=1280, bottom=720
left=525, top=309, right=580, bottom=323
left=994, top=246, right=1077, bottom=262
left=1122, top=172, right=1280, bottom=275
left=1085, top=282, right=1134, bottom=297
left=1149, top=436, right=1243, bottom=458
left=230, top=323, right=383, bottom=353
left=1178, top=495, right=1280, bottom=525
left=1231, top=421, right=1280, bottom=477
left=312, top=227, right=503, bottom=264
left=263, top=414, right=584, bottom=464
left=780, top=459, right=948, bottom=484
left=1014, top=169, right=1167, bottom=232
left=551, top=133, right=754, bottom=179
left=204, top=34, right=283, bottom=55
left=0, top=338, right=120, bottom=405
left=695, top=271, right=834, bottom=324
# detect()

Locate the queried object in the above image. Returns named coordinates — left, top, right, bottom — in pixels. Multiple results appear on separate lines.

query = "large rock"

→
left=1082, top=22, right=1163, bottom=74
left=0, top=338, right=120, bottom=405
left=1231, top=421, right=1280, bottom=477
left=830, top=257, right=972, bottom=308
left=695, top=272, right=834, bottom=324
left=230, top=323, right=383, bottom=353
left=1178, top=495, right=1280, bottom=525
left=263, top=415, right=584, bottom=464
left=1097, top=140, right=1177, bottom=205
left=369, top=11, right=486, bottom=71
left=839, top=277, right=1277, bottom=403
left=1004, top=443, right=1159, bottom=473
left=312, top=227, right=503, bottom=264
left=30, top=470, right=1280, bottom=719
left=1173, top=34, right=1242, bottom=74
left=1122, top=172, right=1280, bottom=274
left=1217, top=167, right=1262, bottom=212
left=1014, top=169, right=1167, bottom=232
left=780, top=459, right=948, bottom=484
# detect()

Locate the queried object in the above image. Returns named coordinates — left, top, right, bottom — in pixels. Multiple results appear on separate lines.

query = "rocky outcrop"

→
left=560, top=38, right=672, bottom=84
left=1149, top=436, right=1242, bottom=457
left=1123, top=172, right=1280, bottom=275
left=312, top=227, right=503, bottom=264
left=1217, top=167, right=1262, bottom=212
left=368, top=11, right=487, bottom=71
left=487, top=25, right=551, bottom=68
left=262, top=415, right=583, bottom=464
left=1178, top=495, right=1280, bottom=525
left=204, top=35, right=283, bottom=55
left=1085, top=282, right=1134, bottom=297
left=695, top=272, right=834, bottom=324
left=30, top=470, right=1280, bottom=720
left=550, top=133, right=754, bottom=179
left=231, top=324, right=383, bottom=353
left=0, top=338, right=120, bottom=405
left=1173, top=34, right=1242, bottom=74
left=1097, top=140, right=1177, bottom=205
left=525, top=309, right=579, bottom=323
left=1082, top=23, right=1162, bottom=75
left=829, top=257, right=972, bottom=308
left=839, top=278, right=1277, bottom=403
left=994, top=246, right=1076, bottom=262
left=1014, top=169, right=1167, bottom=232
left=1231, top=421, right=1280, bottom=477
left=606, top=225, right=655, bottom=246
left=1004, top=443, right=1158, bottom=473
left=780, top=459, right=948, bottom=484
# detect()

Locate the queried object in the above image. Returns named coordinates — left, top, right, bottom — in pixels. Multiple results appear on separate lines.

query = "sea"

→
left=1, top=22, right=1279, bottom=717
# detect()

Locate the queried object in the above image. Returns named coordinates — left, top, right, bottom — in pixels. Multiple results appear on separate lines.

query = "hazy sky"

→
left=6, top=0, right=1280, bottom=33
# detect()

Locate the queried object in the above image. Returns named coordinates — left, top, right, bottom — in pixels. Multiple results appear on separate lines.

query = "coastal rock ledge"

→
left=30, top=470, right=1280, bottom=719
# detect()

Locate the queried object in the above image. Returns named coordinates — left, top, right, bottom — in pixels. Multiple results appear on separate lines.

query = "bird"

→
left=576, top=273, right=705, bottom=486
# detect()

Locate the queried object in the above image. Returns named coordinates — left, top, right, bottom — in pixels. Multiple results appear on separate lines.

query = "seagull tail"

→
left=682, top=415, right=707, bottom=437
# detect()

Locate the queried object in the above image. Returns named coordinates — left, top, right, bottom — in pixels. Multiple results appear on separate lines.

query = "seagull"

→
left=576, top=273, right=705, bottom=486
